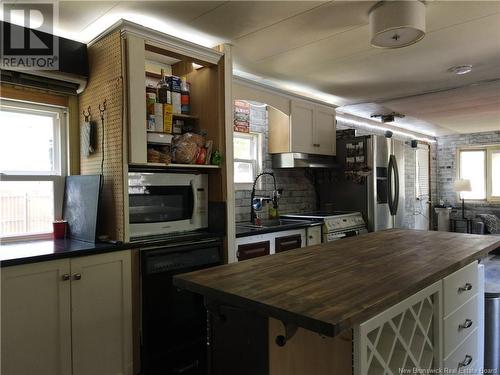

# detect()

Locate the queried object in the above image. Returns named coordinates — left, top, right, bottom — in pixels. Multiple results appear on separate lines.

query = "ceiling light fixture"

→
left=369, top=1, right=426, bottom=48
left=448, top=65, right=473, bottom=75
left=371, top=112, right=405, bottom=123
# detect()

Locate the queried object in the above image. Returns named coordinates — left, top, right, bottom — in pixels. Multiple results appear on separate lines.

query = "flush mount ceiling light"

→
left=448, top=64, right=473, bottom=75
left=369, top=1, right=426, bottom=48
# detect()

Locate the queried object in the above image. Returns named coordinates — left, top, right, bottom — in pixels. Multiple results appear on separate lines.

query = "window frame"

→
left=233, top=131, right=263, bottom=189
left=0, top=99, right=68, bottom=241
left=486, top=146, right=500, bottom=202
left=415, top=144, right=430, bottom=200
left=456, top=144, right=500, bottom=203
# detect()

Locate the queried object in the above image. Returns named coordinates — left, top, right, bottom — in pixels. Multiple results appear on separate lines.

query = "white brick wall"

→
left=431, top=130, right=500, bottom=231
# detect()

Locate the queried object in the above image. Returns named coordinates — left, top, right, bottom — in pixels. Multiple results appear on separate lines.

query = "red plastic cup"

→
left=53, top=221, right=67, bottom=239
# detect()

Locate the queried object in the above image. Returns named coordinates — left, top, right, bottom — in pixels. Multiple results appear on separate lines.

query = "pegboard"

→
left=78, top=30, right=125, bottom=241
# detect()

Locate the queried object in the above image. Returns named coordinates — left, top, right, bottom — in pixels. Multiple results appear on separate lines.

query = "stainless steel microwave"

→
left=128, top=171, right=208, bottom=239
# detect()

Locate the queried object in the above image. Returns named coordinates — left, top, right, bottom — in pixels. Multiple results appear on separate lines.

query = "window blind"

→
left=416, top=146, right=429, bottom=199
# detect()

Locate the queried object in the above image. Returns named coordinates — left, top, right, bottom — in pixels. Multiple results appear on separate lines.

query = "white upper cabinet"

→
left=290, top=100, right=315, bottom=154
left=269, top=99, right=336, bottom=156
left=313, top=104, right=336, bottom=156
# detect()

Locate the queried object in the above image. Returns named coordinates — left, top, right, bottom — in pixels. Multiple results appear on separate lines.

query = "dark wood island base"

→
left=207, top=300, right=352, bottom=375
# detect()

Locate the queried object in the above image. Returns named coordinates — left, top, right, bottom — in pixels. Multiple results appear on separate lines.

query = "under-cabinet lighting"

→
left=337, top=113, right=436, bottom=143
left=192, top=62, right=204, bottom=70
left=233, top=69, right=343, bottom=105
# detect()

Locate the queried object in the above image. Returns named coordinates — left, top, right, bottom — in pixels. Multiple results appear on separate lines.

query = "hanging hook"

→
left=99, top=100, right=107, bottom=120
left=82, top=106, right=91, bottom=122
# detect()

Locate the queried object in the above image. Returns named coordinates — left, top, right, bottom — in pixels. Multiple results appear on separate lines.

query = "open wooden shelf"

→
left=130, top=162, right=220, bottom=169
left=173, top=113, right=199, bottom=120
left=147, top=130, right=172, bottom=134
left=145, top=71, right=162, bottom=79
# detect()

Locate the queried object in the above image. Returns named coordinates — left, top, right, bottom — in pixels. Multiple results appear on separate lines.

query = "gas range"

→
left=280, top=211, right=368, bottom=242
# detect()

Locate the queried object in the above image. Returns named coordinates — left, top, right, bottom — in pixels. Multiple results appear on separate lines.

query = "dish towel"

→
left=81, top=121, right=96, bottom=157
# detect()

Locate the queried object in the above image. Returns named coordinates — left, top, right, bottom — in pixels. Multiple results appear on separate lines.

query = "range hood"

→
left=271, top=153, right=337, bottom=168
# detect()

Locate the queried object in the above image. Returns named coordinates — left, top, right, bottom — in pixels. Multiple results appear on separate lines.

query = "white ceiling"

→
left=19, top=1, right=500, bottom=136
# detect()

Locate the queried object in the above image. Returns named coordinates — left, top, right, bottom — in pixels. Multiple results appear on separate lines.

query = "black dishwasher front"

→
left=141, top=238, right=222, bottom=375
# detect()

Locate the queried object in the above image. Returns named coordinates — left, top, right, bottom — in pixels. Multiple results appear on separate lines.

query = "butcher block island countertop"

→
left=174, top=229, right=500, bottom=338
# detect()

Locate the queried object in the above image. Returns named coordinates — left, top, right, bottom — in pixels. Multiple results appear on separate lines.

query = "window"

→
left=457, top=145, right=500, bottom=202
left=0, top=100, right=67, bottom=240
left=233, top=132, right=262, bottom=185
left=488, top=148, right=500, bottom=199
left=415, top=146, right=429, bottom=199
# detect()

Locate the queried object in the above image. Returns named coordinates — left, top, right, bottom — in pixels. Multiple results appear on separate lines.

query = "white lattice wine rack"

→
left=355, top=281, right=442, bottom=375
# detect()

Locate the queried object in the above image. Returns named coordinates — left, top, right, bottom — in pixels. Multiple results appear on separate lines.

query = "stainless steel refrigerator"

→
left=322, top=135, right=405, bottom=231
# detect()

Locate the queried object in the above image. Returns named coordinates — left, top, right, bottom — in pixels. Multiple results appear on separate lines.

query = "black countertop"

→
left=0, top=239, right=128, bottom=267
left=235, top=220, right=322, bottom=238
left=0, top=230, right=223, bottom=267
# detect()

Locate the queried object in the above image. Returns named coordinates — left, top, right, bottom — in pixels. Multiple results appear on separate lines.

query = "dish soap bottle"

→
left=268, top=204, right=278, bottom=220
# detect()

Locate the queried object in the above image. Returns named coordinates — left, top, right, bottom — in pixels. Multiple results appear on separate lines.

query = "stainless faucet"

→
left=250, top=171, right=281, bottom=224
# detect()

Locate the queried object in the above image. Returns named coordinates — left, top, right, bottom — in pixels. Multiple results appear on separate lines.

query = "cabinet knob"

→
left=61, top=274, right=70, bottom=281
left=458, top=283, right=472, bottom=292
left=459, top=319, right=473, bottom=329
left=308, top=235, right=313, bottom=239
left=458, top=354, right=473, bottom=368
left=73, top=273, right=82, bottom=280
left=313, top=143, right=320, bottom=147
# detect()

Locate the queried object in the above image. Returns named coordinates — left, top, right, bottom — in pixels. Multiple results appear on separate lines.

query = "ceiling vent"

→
left=371, top=112, right=405, bottom=123
left=369, top=1, right=426, bottom=48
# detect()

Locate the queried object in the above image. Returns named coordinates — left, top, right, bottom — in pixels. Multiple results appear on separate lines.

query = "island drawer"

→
left=443, top=327, right=477, bottom=373
left=443, top=294, right=478, bottom=357
left=443, top=261, right=478, bottom=316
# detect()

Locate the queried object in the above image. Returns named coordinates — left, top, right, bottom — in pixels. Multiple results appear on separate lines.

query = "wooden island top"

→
left=174, top=229, right=500, bottom=337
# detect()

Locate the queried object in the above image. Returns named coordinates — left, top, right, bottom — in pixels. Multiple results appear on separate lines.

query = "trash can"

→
left=485, top=255, right=500, bottom=372
left=434, top=206, right=452, bottom=231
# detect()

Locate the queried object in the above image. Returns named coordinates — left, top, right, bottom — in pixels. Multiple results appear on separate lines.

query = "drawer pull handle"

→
left=459, top=319, right=473, bottom=329
left=458, top=354, right=473, bottom=368
left=458, top=283, right=472, bottom=292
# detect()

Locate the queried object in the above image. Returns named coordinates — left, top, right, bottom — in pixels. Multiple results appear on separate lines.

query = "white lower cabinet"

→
left=306, top=225, right=322, bottom=246
left=442, top=261, right=481, bottom=373
left=1, top=259, right=72, bottom=375
left=443, top=295, right=478, bottom=357
left=354, top=261, right=483, bottom=375
left=443, top=329, right=478, bottom=372
left=1, top=250, right=133, bottom=375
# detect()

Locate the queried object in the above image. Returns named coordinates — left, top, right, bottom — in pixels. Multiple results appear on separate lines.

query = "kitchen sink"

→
left=236, top=223, right=265, bottom=229
left=236, top=219, right=310, bottom=229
